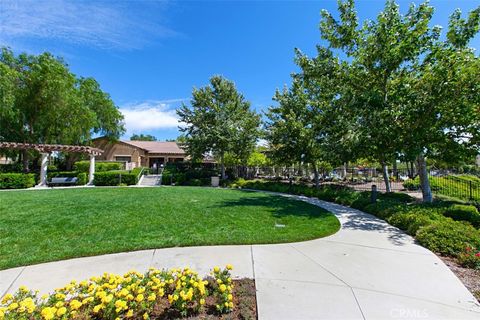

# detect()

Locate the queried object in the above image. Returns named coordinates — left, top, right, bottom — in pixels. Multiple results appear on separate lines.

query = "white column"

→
left=88, top=154, right=95, bottom=185
left=36, top=153, right=49, bottom=187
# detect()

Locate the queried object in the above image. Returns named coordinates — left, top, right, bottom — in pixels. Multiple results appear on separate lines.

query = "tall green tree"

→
left=177, top=76, right=260, bottom=179
left=130, top=133, right=157, bottom=141
left=0, top=48, right=125, bottom=171
left=319, top=0, right=441, bottom=192
left=399, top=8, right=480, bottom=202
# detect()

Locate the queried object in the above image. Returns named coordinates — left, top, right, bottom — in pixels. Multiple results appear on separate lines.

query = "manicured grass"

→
left=0, top=187, right=339, bottom=270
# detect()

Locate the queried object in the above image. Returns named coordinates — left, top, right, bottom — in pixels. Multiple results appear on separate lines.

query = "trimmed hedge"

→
left=74, top=161, right=122, bottom=173
left=233, top=180, right=480, bottom=263
left=0, top=173, right=36, bottom=189
left=444, top=204, right=480, bottom=228
left=48, top=171, right=87, bottom=185
left=0, top=163, right=23, bottom=173
left=93, top=171, right=137, bottom=186
left=416, top=221, right=480, bottom=256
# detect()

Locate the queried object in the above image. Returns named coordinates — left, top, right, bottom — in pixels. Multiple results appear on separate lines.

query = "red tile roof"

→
left=121, top=141, right=185, bottom=155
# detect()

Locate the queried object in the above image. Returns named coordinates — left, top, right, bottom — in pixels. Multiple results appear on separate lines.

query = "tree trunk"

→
left=220, top=153, right=226, bottom=180
left=342, top=162, right=347, bottom=179
left=22, top=149, right=29, bottom=173
left=416, top=153, right=433, bottom=203
left=381, top=162, right=391, bottom=193
left=313, top=162, right=320, bottom=189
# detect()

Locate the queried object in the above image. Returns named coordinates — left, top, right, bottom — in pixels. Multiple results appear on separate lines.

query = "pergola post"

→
left=36, top=152, right=49, bottom=187
left=88, top=154, right=95, bottom=185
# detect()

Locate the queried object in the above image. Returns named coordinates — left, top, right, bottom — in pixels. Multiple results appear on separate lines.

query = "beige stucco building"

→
left=92, top=137, right=186, bottom=168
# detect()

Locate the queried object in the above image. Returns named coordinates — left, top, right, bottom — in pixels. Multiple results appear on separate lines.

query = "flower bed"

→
left=0, top=265, right=257, bottom=320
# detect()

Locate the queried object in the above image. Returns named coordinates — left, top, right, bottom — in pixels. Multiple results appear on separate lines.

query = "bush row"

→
left=0, top=173, right=36, bottom=189
left=93, top=171, right=138, bottom=186
left=73, top=161, right=123, bottom=173
left=233, top=180, right=480, bottom=269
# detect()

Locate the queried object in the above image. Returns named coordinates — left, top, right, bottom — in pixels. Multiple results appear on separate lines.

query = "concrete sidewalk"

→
left=1, top=193, right=479, bottom=319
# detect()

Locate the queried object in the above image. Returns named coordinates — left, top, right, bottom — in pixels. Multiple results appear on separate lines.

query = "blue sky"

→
left=1, top=0, right=479, bottom=140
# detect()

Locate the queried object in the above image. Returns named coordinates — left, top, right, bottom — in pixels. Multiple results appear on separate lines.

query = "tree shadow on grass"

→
left=209, top=190, right=333, bottom=220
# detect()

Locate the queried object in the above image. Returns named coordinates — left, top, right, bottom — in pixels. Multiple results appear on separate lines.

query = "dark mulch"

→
left=151, top=279, right=257, bottom=320
left=439, top=256, right=480, bottom=302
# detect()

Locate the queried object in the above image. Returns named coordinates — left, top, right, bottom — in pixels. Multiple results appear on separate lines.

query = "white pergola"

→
left=0, top=142, right=104, bottom=187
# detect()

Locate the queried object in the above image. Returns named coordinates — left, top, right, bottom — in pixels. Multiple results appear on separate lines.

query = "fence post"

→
left=119, top=174, right=122, bottom=185
left=371, top=185, right=377, bottom=203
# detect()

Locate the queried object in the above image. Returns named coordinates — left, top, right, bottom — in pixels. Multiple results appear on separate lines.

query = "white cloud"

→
left=0, top=0, right=175, bottom=50
left=119, top=100, right=186, bottom=134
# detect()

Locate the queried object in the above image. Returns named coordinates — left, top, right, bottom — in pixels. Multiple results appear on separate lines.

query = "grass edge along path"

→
left=0, top=187, right=340, bottom=270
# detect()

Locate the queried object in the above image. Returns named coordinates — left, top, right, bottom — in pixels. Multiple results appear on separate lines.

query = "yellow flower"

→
left=41, top=307, right=56, bottom=320
left=126, top=309, right=134, bottom=317
left=228, top=294, right=233, bottom=301
left=143, top=312, right=149, bottom=320
left=199, top=298, right=205, bottom=305
left=135, top=294, right=144, bottom=302
left=8, top=303, right=18, bottom=311
left=228, top=301, right=234, bottom=308
left=56, top=307, right=67, bottom=317
left=226, top=264, right=233, bottom=270
left=93, top=304, right=102, bottom=313
left=213, top=266, right=220, bottom=273
left=55, top=293, right=66, bottom=300
left=115, top=299, right=127, bottom=312
left=70, top=299, right=82, bottom=310
left=147, top=293, right=156, bottom=302
left=19, top=285, right=29, bottom=292
left=219, top=284, right=227, bottom=292
left=102, top=294, right=113, bottom=304
left=1, top=294, right=13, bottom=304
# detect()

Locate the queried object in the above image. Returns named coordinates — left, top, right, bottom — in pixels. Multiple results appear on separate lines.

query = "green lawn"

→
left=0, top=187, right=339, bottom=270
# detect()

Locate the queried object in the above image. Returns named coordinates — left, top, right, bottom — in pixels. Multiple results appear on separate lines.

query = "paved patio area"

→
left=1, top=192, right=479, bottom=319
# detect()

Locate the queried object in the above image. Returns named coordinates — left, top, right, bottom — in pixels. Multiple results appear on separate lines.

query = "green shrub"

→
left=47, top=164, right=58, bottom=172
left=48, top=171, right=87, bottom=185
left=186, top=178, right=203, bottom=186
left=443, top=204, right=480, bottom=228
left=162, top=173, right=173, bottom=185
left=93, top=171, right=137, bottom=186
left=131, top=167, right=144, bottom=177
left=363, top=200, right=404, bottom=219
left=457, top=246, right=480, bottom=270
left=74, top=161, right=122, bottom=173
left=416, top=220, right=480, bottom=256
left=0, top=173, right=36, bottom=189
left=0, top=163, right=23, bottom=173
left=387, top=208, right=441, bottom=236
left=403, top=179, right=420, bottom=191
left=380, top=192, right=415, bottom=203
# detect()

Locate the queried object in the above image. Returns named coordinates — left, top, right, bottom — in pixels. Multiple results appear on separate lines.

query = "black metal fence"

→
left=226, top=165, right=480, bottom=202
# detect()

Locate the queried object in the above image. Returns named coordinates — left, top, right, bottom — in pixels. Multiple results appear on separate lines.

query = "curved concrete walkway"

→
left=1, top=192, right=479, bottom=319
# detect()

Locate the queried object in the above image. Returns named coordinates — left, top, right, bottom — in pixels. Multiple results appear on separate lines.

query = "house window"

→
left=115, top=156, right=132, bottom=162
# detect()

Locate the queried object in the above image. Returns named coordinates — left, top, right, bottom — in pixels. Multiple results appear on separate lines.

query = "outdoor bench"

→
left=48, top=177, right=78, bottom=186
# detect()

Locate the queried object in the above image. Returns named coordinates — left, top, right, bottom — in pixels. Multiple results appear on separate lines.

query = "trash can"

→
left=211, top=176, right=220, bottom=187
